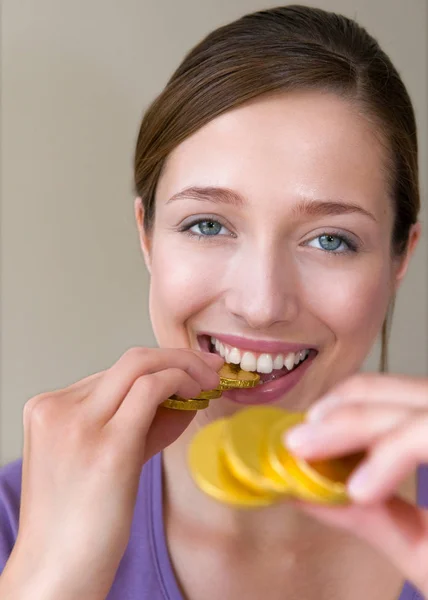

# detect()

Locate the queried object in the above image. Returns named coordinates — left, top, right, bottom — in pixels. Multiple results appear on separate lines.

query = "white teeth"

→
left=209, top=337, right=310, bottom=374
left=228, top=347, right=241, bottom=364
left=284, top=353, right=295, bottom=371
left=240, top=351, right=257, bottom=372
left=256, top=354, right=273, bottom=374
left=273, top=354, right=284, bottom=370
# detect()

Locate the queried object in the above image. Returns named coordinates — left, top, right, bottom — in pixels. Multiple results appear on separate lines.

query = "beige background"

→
left=1, top=0, right=427, bottom=465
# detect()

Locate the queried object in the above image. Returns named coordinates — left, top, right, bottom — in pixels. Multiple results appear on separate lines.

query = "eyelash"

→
left=178, top=218, right=234, bottom=240
left=178, top=219, right=359, bottom=254
left=304, top=231, right=359, bottom=254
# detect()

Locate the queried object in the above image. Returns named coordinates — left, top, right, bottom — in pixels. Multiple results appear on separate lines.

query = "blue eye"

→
left=192, top=220, right=222, bottom=236
left=319, top=234, right=343, bottom=251
left=184, top=219, right=230, bottom=237
left=307, top=234, right=356, bottom=253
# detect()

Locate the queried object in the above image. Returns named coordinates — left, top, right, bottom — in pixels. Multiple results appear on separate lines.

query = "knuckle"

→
left=169, top=368, right=196, bottom=388
left=169, top=367, right=185, bottom=380
left=23, top=393, right=49, bottom=422
left=24, top=394, right=57, bottom=429
left=134, top=373, right=157, bottom=398
left=124, top=346, right=149, bottom=361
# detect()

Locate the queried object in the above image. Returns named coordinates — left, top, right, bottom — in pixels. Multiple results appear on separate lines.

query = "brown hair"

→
left=134, top=5, right=420, bottom=371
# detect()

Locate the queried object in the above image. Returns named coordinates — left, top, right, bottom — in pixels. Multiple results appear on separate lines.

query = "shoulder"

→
left=0, top=459, right=22, bottom=573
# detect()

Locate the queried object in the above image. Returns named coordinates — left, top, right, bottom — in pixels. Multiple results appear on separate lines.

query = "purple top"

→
left=0, top=453, right=425, bottom=599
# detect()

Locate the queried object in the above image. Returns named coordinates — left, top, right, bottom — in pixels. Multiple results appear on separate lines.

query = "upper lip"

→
left=200, top=333, right=317, bottom=354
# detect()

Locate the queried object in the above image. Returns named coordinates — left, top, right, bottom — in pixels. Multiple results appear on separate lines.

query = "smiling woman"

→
left=136, top=89, right=417, bottom=404
left=0, top=4, right=427, bottom=600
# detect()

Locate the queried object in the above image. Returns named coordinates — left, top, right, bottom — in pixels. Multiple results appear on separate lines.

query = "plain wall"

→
left=1, top=0, right=427, bottom=464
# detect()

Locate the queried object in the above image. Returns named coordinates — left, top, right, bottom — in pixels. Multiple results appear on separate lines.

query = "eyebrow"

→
left=166, top=186, right=245, bottom=207
left=166, top=185, right=377, bottom=222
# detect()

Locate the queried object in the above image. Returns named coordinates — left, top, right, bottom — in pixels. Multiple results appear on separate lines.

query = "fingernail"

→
left=306, top=396, right=342, bottom=421
left=347, top=464, right=374, bottom=501
left=284, top=424, right=321, bottom=452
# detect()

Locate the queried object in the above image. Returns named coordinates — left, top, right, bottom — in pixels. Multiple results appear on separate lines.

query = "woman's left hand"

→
left=284, top=373, right=428, bottom=597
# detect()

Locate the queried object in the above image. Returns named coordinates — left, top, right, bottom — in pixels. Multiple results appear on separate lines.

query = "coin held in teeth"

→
left=161, top=362, right=260, bottom=410
left=217, top=363, right=260, bottom=390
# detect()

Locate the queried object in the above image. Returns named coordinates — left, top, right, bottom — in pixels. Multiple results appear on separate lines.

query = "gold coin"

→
left=297, top=452, right=364, bottom=502
left=161, top=396, right=209, bottom=410
left=188, top=419, right=277, bottom=507
left=223, top=406, right=292, bottom=494
left=266, top=414, right=323, bottom=503
left=193, top=389, right=223, bottom=400
left=268, top=415, right=357, bottom=505
left=217, top=363, right=260, bottom=390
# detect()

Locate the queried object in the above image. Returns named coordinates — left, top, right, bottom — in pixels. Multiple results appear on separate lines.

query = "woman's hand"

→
left=6, top=346, right=223, bottom=600
left=284, top=373, right=428, bottom=597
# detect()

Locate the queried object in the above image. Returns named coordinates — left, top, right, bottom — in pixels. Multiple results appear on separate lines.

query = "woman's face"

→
left=136, top=91, right=414, bottom=413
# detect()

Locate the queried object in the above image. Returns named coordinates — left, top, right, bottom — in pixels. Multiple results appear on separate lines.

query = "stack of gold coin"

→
left=188, top=406, right=364, bottom=506
left=161, top=364, right=260, bottom=410
left=216, top=363, right=262, bottom=390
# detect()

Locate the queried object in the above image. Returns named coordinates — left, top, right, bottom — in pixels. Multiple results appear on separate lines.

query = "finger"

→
left=83, top=347, right=221, bottom=423
left=293, top=496, right=428, bottom=595
left=285, top=404, right=416, bottom=459
left=110, top=368, right=202, bottom=440
left=346, top=414, right=428, bottom=503
left=64, top=370, right=106, bottom=395
left=308, top=374, right=428, bottom=421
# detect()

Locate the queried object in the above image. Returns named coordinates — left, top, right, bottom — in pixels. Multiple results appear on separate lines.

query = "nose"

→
left=223, top=243, right=300, bottom=330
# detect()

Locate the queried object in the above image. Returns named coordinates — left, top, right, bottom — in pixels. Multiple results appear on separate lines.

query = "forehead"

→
left=157, top=91, right=391, bottom=217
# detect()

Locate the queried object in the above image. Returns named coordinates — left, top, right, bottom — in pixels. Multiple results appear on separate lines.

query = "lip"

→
left=221, top=351, right=315, bottom=405
left=199, top=333, right=316, bottom=354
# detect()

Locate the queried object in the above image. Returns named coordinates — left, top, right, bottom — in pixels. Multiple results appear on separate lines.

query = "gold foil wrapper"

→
left=161, top=396, right=209, bottom=411
left=217, top=363, right=260, bottom=390
left=161, top=363, right=260, bottom=410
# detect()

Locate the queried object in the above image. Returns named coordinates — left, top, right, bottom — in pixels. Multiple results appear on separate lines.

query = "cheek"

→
left=147, top=239, right=223, bottom=345
left=301, top=257, right=392, bottom=344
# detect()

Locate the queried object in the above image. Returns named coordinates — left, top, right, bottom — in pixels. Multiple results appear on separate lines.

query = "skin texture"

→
left=134, top=91, right=428, bottom=600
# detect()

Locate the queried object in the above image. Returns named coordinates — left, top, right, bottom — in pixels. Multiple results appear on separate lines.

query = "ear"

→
left=134, top=197, right=152, bottom=274
left=393, top=222, right=421, bottom=290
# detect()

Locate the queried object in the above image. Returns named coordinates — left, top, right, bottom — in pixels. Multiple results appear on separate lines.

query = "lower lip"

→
left=221, top=354, right=314, bottom=405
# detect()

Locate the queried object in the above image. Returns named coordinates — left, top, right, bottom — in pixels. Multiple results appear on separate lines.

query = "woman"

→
left=0, top=4, right=426, bottom=599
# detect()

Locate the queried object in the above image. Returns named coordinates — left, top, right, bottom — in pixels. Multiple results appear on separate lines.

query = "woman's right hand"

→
left=3, top=347, right=223, bottom=600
